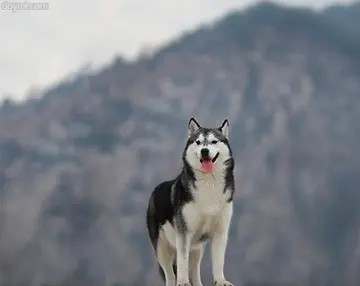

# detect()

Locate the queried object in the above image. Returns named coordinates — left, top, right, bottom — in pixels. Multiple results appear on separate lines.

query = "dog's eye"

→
left=196, top=140, right=201, bottom=145
left=211, top=140, right=218, bottom=144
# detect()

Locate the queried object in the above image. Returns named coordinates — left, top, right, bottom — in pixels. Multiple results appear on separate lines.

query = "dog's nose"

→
left=201, top=148, right=209, bottom=158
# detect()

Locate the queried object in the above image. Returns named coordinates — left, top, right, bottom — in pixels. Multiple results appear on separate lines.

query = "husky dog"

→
left=146, top=118, right=235, bottom=286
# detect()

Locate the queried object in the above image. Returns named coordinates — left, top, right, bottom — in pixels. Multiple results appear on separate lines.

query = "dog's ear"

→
left=188, top=117, right=200, bottom=136
left=218, top=119, right=229, bottom=138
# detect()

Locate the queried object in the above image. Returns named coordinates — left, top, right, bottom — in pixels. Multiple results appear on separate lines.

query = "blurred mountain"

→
left=0, top=2, right=360, bottom=286
left=323, top=1, right=360, bottom=39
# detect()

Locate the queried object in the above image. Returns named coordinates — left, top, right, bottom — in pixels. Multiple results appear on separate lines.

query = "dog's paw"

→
left=214, top=280, right=234, bottom=286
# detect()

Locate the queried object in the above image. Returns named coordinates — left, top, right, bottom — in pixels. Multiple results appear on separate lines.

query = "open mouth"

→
left=200, top=152, right=219, bottom=163
left=200, top=152, right=219, bottom=173
left=211, top=152, right=219, bottom=163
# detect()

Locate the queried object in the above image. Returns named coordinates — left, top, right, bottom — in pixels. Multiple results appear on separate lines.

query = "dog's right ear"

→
left=188, top=117, right=200, bottom=136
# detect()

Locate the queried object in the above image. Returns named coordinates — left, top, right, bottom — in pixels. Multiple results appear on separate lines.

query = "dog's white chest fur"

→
left=192, top=174, right=227, bottom=214
left=162, top=174, right=230, bottom=250
left=183, top=174, right=229, bottom=237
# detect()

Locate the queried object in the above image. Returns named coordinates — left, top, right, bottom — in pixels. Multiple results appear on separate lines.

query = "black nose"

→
left=201, top=148, right=209, bottom=158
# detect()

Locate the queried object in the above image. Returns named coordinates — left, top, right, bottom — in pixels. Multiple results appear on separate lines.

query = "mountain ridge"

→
left=4, top=1, right=359, bottom=108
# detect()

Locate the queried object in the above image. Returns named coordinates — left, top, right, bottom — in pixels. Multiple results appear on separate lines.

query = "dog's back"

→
left=146, top=179, right=175, bottom=251
left=146, top=179, right=178, bottom=282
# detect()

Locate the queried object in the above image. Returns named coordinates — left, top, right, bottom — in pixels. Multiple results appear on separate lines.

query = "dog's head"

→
left=183, top=117, right=232, bottom=174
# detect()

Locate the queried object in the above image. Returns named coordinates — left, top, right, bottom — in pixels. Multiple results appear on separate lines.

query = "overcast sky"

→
left=0, top=0, right=355, bottom=101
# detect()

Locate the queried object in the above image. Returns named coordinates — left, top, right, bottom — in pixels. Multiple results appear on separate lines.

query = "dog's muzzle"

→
left=200, top=152, right=219, bottom=163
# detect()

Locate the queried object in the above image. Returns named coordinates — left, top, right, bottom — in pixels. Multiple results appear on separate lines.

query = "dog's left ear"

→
left=218, top=119, right=229, bottom=138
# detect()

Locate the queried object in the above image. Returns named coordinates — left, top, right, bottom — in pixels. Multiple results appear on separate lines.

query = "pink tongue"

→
left=201, top=160, right=214, bottom=172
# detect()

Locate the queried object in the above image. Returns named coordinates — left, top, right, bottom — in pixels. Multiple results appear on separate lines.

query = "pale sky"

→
left=0, top=0, right=355, bottom=101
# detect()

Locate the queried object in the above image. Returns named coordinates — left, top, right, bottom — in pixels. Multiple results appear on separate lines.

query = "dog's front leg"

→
left=176, top=232, right=191, bottom=286
left=211, top=203, right=234, bottom=286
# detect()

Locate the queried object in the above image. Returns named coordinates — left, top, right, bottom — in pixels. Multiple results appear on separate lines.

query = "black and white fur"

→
left=146, top=118, right=235, bottom=286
